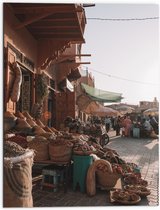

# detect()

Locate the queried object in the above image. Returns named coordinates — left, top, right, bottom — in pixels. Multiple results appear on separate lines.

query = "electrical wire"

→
left=81, top=66, right=160, bottom=86
left=82, top=16, right=159, bottom=85
left=86, top=17, right=159, bottom=21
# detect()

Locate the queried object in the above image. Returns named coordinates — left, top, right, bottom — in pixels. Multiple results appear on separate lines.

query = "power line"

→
left=82, top=66, right=159, bottom=86
left=86, top=17, right=159, bottom=21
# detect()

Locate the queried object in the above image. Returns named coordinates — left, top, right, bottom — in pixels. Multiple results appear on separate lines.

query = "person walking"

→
left=105, top=116, right=111, bottom=133
left=123, top=115, right=132, bottom=137
left=114, top=116, right=121, bottom=136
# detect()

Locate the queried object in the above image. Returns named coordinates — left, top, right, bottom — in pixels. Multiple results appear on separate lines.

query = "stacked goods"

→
left=124, top=185, right=151, bottom=197
left=35, top=119, right=45, bottom=128
left=123, top=174, right=148, bottom=186
left=4, top=141, right=27, bottom=158
left=43, top=126, right=54, bottom=133
left=5, top=135, right=28, bottom=148
left=22, top=111, right=33, bottom=120
left=26, top=118, right=37, bottom=127
left=38, top=132, right=56, bottom=140
left=111, top=189, right=141, bottom=204
left=83, top=124, right=104, bottom=136
left=4, top=141, right=34, bottom=207
left=50, top=127, right=59, bottom=133
left=21, top=111, right=38, bottom=128
left=32, top=126, right=46, bottom=135
left=15, top=118, right=33, bottom=134
left=73, top=139, right=97, bottom=156
left=49, top=140, right=73, bottom=163
left=4, top=111, right=17, bottom=132
left=28, top=136, right=49, bottom=161
left=14, top=111, right=26, bottom=120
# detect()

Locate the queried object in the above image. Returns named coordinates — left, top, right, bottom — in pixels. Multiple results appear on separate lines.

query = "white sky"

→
left=81, top=3, right=159, bottom=105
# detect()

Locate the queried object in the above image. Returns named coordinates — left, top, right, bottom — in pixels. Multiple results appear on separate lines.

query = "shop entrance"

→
left=16, top=67, right=33, bottom=113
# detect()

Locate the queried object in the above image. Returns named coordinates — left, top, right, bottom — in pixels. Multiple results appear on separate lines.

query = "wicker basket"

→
left=28, top=138, right=49, bottom=161
left=96, top=170, right=120, bottom=190
left=49, top=143, right=73, bottom=163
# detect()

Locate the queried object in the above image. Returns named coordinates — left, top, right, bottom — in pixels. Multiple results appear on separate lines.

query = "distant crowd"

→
left=64, top=114, right=158, bottom=138
left=87, top=114, right=159, bottom=138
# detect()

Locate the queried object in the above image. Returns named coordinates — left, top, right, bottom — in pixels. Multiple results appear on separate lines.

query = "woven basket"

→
left=28, top=138, right=49, bottom=161
left=96, top=170, right=120, bottom=190
left=49, top=143, right=73, bottom=163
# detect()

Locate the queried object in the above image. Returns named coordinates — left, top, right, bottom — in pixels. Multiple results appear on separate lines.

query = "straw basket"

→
left=49, top=142, right=73, bottom=163
left=96, top=170, right=120, bottom=190
left=27, top=137, right=49, bottom=161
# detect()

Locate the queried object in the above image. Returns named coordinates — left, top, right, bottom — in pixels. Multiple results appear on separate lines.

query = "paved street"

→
left=32, top=131, right=159, bottom=207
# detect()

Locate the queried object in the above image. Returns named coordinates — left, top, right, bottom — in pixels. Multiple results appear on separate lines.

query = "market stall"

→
left=4, top=110, right=151, bottom=206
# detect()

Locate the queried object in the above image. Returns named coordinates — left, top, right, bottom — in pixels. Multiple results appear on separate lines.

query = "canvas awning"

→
left=76, top=94, right=119, bottom=116
left=81, top=83, right=123, bottom=103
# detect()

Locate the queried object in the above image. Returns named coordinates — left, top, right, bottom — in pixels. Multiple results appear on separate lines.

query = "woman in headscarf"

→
left=123, top=115, right=132, bottom=137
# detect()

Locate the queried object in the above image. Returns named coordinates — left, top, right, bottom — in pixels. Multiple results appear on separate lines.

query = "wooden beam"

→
left=37, top=37, right=85, bottom=43
left=73, top=5, right=85, bottom=40
left=75, top=62, right=91, bottom=64
left=55, top=54, right=91, bottom=64
left=64, top=61, right=91, bottom=64
left=13, top=6, right=81, bottom=14
left=15, top=12, right=55, bottom=29
left=33, top=31, right=80, bottom=35
left=41, top=18, right=76, bottom=22
left=29, top=25, right=79, bottom=29
left=61, top=54, right=91, bottom=57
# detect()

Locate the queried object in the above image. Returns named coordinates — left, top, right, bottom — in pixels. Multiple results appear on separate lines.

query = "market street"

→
left=32, top=131, right=159, bottom=207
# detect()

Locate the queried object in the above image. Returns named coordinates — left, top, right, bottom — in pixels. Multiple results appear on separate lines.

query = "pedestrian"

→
left=105, top=116, right=111, bottom=133
left=123, top=115, right=132, bottom=137
left=115, top=116, right=121, bottom=136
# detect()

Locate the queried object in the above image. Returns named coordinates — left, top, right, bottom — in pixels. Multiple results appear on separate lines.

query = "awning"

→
left=76, top=94, right=120, bottom=116
left=81, top=83, right=123, bottom=103
left=77, top=94, right=93, bottom=111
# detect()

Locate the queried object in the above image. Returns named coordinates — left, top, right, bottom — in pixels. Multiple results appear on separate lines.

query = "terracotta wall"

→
left=4, top=5, right=37, bottom=69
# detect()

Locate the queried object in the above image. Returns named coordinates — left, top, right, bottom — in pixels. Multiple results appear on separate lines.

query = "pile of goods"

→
left=5, top=134, right=28, bottom=148
left=63, top=116, right=104, bottom=136
left=124, top=185, right=151, bottom=197
left=4, top=141, right=27, bottom=158
left=4, top=111, right=59, bottom=137
left=123, top=174, right=148, bottom=186
left=73, top=138, right=97, bottom=155
left=4, top=111, right=17, bottom=132
left=110, top=189, right=141, bottom=204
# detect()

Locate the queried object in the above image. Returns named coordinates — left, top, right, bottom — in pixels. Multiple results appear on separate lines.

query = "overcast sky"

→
left=81, top=3, right=159, bottom=105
